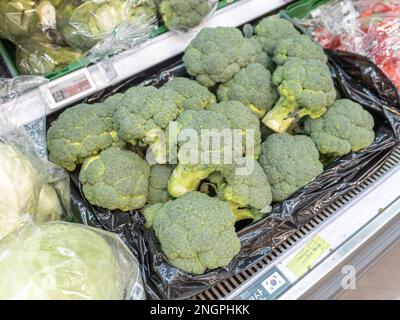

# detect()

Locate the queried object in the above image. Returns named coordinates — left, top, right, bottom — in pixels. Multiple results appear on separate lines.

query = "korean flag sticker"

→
left=261, top=272, right=287, bottom=294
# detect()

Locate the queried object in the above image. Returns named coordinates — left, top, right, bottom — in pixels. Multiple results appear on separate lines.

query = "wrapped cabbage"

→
left=0, top=222, right=145, bottom=300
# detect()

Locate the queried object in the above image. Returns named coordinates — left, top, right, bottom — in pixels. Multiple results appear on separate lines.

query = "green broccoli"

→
left=262, top=58, right=336, bottom=133
left=79, top=148, right=150, bottom=211
left=158, top=0, right=213, bottom=30
left=209, top=101, right=262, bottom=159
left=47, top=102, right=120, bottom=171
left=217, top=63, right=278, bottom=118
left=304, top=99, right=375, bottom=158
left=254, top=16, right=301, bottom=55
left=182, top=27, right=259, bottom=87
left=144, top=191, right=241, bottom=274
left=248, top=37, right=274, bottom=71
left=113, top=86, right=181, bottom=163
left=259, top=133, right=323, bottom=202
left=129, top=0, right=158, bottom=25
left=167, top=110, right=234, bottom=198
left=161, top=77, right=216, bottom=111
left=273, top=35, right=328, bottom=66
left=148, top=164, right=175, bottom=205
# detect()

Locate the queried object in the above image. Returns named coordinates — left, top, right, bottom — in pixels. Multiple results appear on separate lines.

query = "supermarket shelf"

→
left=197, top=147, right=400, bottom=300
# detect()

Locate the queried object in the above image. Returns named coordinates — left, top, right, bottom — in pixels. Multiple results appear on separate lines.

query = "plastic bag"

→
left=0, top=0, right=158, bottom=76
left=155, top=0, right=218, bottom=32
left=0, top=76, right=72, bottom=240
left=0, top=221, right=145, bottom=300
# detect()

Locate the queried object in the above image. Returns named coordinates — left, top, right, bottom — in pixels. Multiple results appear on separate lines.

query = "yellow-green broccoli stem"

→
left=247, top=103, right=268, bottom=118
left=262, top=98, right=297, bottom=133
left=227, top=202, right=258, bottom=222
left=168, top=164, right=215, bottom=198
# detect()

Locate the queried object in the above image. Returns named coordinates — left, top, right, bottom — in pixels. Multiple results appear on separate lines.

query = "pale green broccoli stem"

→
left=168, top=164, right=215, bottom=198
left=262, top=97, right=297, bottom=133
left=227, top=202, right=259, bottom=222
left=146, top=129, right=168, bottom=164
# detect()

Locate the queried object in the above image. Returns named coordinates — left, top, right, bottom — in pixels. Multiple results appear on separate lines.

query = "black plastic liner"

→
left=48, top=48, right=400, bottom=300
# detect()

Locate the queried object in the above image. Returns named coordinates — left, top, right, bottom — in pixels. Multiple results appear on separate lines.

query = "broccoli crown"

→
left=304, top=99, right=375, bottom=157
left=162, top=77, right=216, bottom=111
left=259, top=133, right=323, bottom=202
left=262, top=58, right=336, bottom=133
left=182, top=27, right=258, bottom=87
left=47, top=103, right=116, bottom=171
left=113, top=86, right=180, bottom=145
left=209, top=101, right=262, bottom=158
left=159, top=0, right=212, bottom=30
left=247, top=37, right=274, bottom=70
left=216, top=159, right=272, bottom=222
left=143, top=191, right=241, bottom=274
left=273, top=35, right=328, bottom=66
left=79, top=148, right=150, bottom=211
left=148, top=164, right=175, bottom=205
left=254, top=16, right=301, bottom=54
left=217, top=63, right=278, bottom=118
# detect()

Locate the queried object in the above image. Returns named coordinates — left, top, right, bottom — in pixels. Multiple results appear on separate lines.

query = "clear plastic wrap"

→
left=0, top=221, right=145, bottom=300
left=0, top=0, right=158, bottom=75
left=0, top=76, right=71, bottom=240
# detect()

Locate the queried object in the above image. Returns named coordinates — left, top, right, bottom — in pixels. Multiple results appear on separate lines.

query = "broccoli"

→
left=304, top=99, right=375, bottom=158
left=259, top=133, right=323, bottom=202
left=79, top=148, right=150, bottom=211
left=162, top=77, right=216, bottom=111
left=148, top=164, right=175, bottom=205
left=248, top=37, right=274, bottom=71
left=214, top=159, right=273, bottom=222
left=182, top=27, right=259, bottom=87
left=254, top=16, right=301, bottom=55
left=209, top=101, right=262, bottom=159
left=113, top=86, right=181, bottom=163
left=144, top=191, right=241, bottom=274
left=158, top=0, right=212, bottom=30
left=217, top=63, right=278, bottom=118
left=262, top=58, right=336, bottom=133
left=47, top=102, right=119, bottom=171
left=273, top=35, right=328, bottom=66
left=167, top=110, right=234, bottom=198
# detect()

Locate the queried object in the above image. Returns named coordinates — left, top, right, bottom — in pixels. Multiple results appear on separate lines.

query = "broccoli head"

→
left=273, top=35, right=328, bottom=66
left=148, top=164, right=175, bottom=205
left=209, top=101, right=262, bottom=158
left=47, top=103, right=118, bottom=171
left=162, top=77, right=216, bottom=111
left=254, top=16, right=301, bottom=55
left=144, top=191, right=241, bottom=274
left=304, top=99, right=375, bottom=158
left=182, top=27, right=259, bottom=87
left=113, top=86, right=181, bottom=163
left=79, top=148, right=150, bottom=211
left=217, top=63, right=278, bottom=118
left=158, top=0, right=213, bottom=30
left=167, top=109, right=234, bottom=198
left=259, top=133, right=323, bottom=202
left=262, top=58, right=336, bottom=133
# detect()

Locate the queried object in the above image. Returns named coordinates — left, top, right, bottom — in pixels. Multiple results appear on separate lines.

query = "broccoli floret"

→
left=247, top=37, right=274, bottom=70
left=216, top=159, right=272, bottom=222
left=47, top=103, right=118, bottom=171
left=162, top=77, right=216, bottom=111
left=304, top=99, right=375, bottom=158
left=148, top=164, right=175, bottom=205
left=259, top=133, right=323, bottom=202
left=143, top=191, right=241, bottom=274
left=79, top=148, right=150, bottom=211
left=182, top=27, right=259, bottom=87
left=167, top=110, right=234, bottom=198
left=158, top=0, right=212, bottom=30
left=262, top=58, right=336, bottom=133
left=273, top=35, right=328, bottom=66
left=254, top=16, right=301, bottom=55
left=217, top=63, right=278, bottom=118
left=113, top=86, right=181, bottom=163
left=209, top=101, right=262, bottom=158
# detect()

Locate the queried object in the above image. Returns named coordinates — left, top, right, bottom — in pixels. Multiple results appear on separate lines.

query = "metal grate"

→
left=194, top=146, right=400, bottom=300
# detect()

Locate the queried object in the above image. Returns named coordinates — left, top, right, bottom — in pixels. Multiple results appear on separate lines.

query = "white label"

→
left=47, top=69, right=97, bottom=108
left=261, top=272, right=287, bottom=295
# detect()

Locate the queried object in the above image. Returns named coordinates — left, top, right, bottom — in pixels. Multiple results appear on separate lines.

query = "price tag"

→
left=286, top=235, right=331, bottom=278
left=46, top=68, right=97, bottom=109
